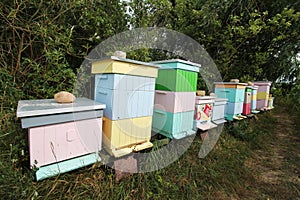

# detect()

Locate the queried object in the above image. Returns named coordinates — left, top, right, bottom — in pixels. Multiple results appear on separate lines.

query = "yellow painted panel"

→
left=92, top=60, right=158, bottom=78
left=251, top=94, right=257, bottom=100
left=102, top=116, right=152, bottom=152
left=257, top=92, right=269, bottom=100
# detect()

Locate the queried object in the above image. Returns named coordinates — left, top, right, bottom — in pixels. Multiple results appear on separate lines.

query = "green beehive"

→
left=155, top=69, right=198, bottom=92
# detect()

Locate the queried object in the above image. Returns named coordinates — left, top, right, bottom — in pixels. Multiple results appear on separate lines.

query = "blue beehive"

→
left=214, top=82, right=247, bottom=121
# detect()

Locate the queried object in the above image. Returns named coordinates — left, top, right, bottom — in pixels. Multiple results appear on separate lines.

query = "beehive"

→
left=251, top=86, right=259, bottom=113
left=212, top=98, right=228, bottom=125
left=193, top=96, right=217, bottom=131
left=242, top=87, right=252, bottom=115
left=92, top=57, right=159, bottom=157
left=214, top=82, right=247, bottom=121
left=253, top=81, right=272, bottom=110
left=267, top=96, right=275, bottom=110
left=17, top=98, right=105, bottom=181
left=151, top=59, right=200, bottom=138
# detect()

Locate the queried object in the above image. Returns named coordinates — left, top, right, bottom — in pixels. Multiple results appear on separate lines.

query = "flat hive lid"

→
left=214, top=82, right=247, bottom=86
left=17, top=97, right=106, bottom=118
left=253, top=81, right=272, bottom=86
left=93, top=56, right=160, bottom=68
left=151, top=59, right=200, bottom=72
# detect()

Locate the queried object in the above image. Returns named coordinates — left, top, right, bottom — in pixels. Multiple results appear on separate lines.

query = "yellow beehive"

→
left=102, top=116, right=153, bottom=157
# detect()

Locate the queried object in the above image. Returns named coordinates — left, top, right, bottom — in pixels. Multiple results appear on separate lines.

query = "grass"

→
left=0, top=99, right=298, bottom=199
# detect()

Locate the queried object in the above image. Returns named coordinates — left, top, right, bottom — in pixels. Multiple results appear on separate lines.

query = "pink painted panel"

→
left=253, top=82, right=271, bottom=93
left=29, top=118, right=102, bottom=167
left=154, top=90, right=195, bottom=113
left=256, top=100, right=268, bottom=110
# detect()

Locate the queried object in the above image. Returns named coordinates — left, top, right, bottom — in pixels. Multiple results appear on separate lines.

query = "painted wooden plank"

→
left=102, top=116, right=152, bottom=157
left=225, top=102, right=243, bottom=115
left=95, top=74, right=155, bottom=91
left=91, top=57, right=159, bottom=78
left=194, top=121, right=217, bottom=131
left=95, top=88, right=154, bottom=120
left=242, top=103, right=251, bottom=115
left=244, top=92, right=252, bottom=104
left=155, top=69, right=198, bottom=92
left=152, top=109, right=195, bottom=139
left=257, top=100, right=268, bottom=110
left=212, top=98, right=227, bottom=123
left=36, top=153, right=101, bottom=181
left=29, top=118, right=102, bottom=167
left=17, top=98, right=106, bottom=118
left=257, top=92, right=270, bottom=100
left=154, top=90, right=196, bottom=113
left=151, top=59, right=200, bottom=72
left=21, top=110, right=103, bottom=128
left=213, top=98, right=227, bottom=106
left=214, top=88, right=245, bottom=103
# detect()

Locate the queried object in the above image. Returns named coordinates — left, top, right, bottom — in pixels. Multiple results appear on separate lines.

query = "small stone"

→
left=196, top=90, right=206, bottom=96
left=54, top=91, right=76, bottom=103
left=230, top=79, right=239, bottom=83
left=114, top=51, right=126, bottom=59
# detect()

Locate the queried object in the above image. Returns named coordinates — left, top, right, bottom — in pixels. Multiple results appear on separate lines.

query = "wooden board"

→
left=151, top=59, right=200, bottom=72
left=91, top=56, right=159, bottom=78
left=35, top=153, right=101, bottom=181
left=17, top=98, right=105, bottom=118
left=21, top=110, right=103, bottom=128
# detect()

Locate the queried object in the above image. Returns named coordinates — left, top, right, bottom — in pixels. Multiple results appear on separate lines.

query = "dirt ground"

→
left=245, top=110, right=300, bottom=199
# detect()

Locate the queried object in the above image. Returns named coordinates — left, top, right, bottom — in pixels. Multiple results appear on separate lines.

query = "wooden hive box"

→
left=153, top=90, right=195, bottom=113
left=94, top=74, right=155, bottom=120
left=102, top=116, right=153, bottom=157
left=152, top=109, right=195, bottom=139
left=214, top=82, right=247, bottom=121
left=253, top=81, right=272, bottom=110
left=193, top=96, right=217, bottom=131
left=155, top=69, right=198, bottom=92
left=212, top=98, right=228, bottom=125
left=251, top=86, right=258, bottom=111
left=17, top=98, right=106, bottom=181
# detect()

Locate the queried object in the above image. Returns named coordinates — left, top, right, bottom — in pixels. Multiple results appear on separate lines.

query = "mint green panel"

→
left=152, top=109, right=195, bottom=139
left=214, top=88, right=245, bottom=103
left=155, top=69, right=198, bottom=92
left=36, top=153, right=101, bottom=181
left=158, top=62, right=199, bottom=72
